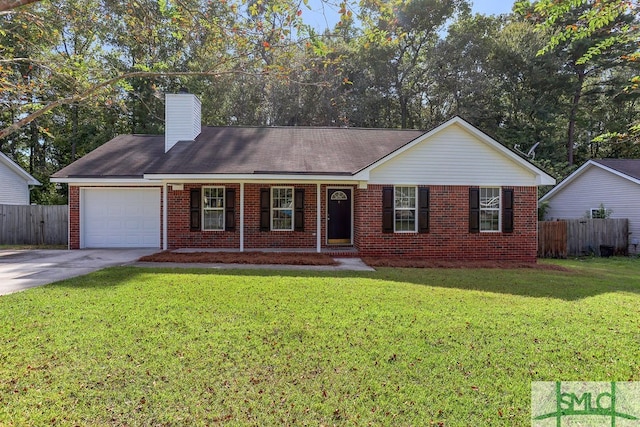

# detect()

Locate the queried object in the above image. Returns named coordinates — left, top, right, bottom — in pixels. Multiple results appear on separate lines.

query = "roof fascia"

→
left=593, top=161, right=640, bottom=185
left=0, top=152, right=41, bottom=185
left=541, top=160, right=640, bottom=202
left=143, top=173, right=363, bottom=182
left=353, top=117, right=556, bottom=185
left=539, top=160, right=594, bottom=202
left=50, top=178, right=157, bottom=185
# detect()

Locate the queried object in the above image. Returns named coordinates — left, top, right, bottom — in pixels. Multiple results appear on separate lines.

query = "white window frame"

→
left=480, top=187, right=501, bottom=232
left=394, top=186, right=417, bottom=233
left=203, top=186, right=225, bottom=231
left=271, top=187, right=294, bottom=231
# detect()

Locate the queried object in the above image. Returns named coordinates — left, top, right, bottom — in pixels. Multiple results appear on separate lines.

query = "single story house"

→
left=0, top=151, right=40, bottom=205
left=540, top=159, right=640, bottom=255
left=51, top=93, right=555, bottom=261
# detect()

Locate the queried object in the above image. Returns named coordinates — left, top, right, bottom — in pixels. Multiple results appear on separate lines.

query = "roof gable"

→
left=357, top=117, right=555, bottom=186
left=540, top=159, right=640, bottom=202
left=0, top=152, right=40, bottom=185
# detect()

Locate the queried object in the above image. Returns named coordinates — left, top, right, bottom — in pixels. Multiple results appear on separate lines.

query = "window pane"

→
left=272, top=209, right=292, bottom=230
left=272, top=188, right=292, bottom=209
left=204, top=187, right=224, bottom=209
left=480, top=210, right=499, bottom=231
left=480, top=188, right=499, bottom=209
left=204, top=211, right=224, bottom=230
left=395, top=210, right=415, bottom=231
left=395, top=186, right=416, bottom=209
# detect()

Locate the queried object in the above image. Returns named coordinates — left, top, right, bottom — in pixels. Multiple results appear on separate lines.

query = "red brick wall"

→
left=69, top=182, right=539, bottom=261
left=244, top=183, right=318, bottom=249
left=69, top=186, right=80, bottom=249
left=168, top=183, right=240, bottom=249
left=354, top=185, right=538, bottom=262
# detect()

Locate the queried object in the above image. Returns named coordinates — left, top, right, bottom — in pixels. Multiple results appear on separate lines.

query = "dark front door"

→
left=327, top=189, right=352, bottom=244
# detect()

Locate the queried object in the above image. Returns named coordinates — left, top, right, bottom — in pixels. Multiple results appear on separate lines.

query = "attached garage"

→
left=81, top=188, right=161, bottom=248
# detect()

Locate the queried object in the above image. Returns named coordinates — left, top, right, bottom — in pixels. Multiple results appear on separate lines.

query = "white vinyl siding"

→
left=545, top=165, right=640, bottom=254
left=81, top=188, right=160, bottom=248
left=203, top=187, right=224, bottom=230
left=369, top=124, right=537, bottom=186
left=165, top=93, right=202, bottom=152
left=271, top=187, right=293, bottom=231
left=0, top=164, right=30, bottom=205
left=394, top=186, right=417, bottom=232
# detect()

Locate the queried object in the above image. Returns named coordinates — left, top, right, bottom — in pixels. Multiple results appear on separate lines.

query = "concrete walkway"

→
left=133, top=257, right=375, bottom=272
left=0, top=249, right=374, bottom=295
left=0, top=249, right=158, bottom=295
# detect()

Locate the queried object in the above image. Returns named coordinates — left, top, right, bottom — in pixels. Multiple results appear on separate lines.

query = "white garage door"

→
left=82, top=188, right=161, bottom=248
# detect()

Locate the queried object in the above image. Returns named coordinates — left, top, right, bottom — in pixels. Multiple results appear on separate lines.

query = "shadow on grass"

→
left=47, top=259, right=640, bottom=302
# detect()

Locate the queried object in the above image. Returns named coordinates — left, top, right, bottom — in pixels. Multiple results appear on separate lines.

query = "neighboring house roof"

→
left=0, top=151, right=41, bottom=185
left=540, top=159, right=640, bottom=202
left=52, top=116, right=554, bottom=185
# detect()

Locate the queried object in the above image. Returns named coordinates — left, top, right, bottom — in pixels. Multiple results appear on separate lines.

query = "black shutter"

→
left=260, top=188, right=270, bottom=231
left=502, top=188, right=514, bottom=233
left=294, top=188, right=304, bottom=231
left=382, top=186, right=394, bottom=233
left=190, top=188, right=201, bottom=231
left=418, top=187, right=430, bottom=233
left=469, top=188, right=480, bottom=233
left=225, top=188, right=236, bottom=231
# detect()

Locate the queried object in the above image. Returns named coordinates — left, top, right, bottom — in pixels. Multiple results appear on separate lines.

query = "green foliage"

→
left=1, top=262, right=640, bottom=424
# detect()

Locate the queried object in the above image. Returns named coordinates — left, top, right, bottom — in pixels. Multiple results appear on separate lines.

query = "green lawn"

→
left=1, top=258, right=639, bottom=426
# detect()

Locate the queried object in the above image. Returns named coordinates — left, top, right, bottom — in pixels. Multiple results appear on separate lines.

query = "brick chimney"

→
left=165, top=91, right=202, bottom=152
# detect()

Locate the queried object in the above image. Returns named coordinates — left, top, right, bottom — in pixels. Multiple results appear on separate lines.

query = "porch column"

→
left=316, top=183, right=321, bottom=253
left=162, top=183, right=168, bottom=250
left=240, top=182, right=245, bottom=252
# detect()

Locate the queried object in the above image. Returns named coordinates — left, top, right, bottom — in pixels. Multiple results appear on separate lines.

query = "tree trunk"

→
left=567, top=67, right=585, bottom=166
left=71, top=102, right=78, bottom=161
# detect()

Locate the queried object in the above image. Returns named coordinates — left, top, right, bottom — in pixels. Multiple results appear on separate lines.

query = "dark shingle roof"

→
left=52, top=134, right=166, bottom=178
left=593, top=159, right=640, bottom=181
left=53, top=127, right=425, bottom=178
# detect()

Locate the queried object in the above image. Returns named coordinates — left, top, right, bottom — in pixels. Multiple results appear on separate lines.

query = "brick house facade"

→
left=54, top=94, right=554, bottom=261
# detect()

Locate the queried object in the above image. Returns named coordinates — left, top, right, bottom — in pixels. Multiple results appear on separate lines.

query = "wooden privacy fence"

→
left=538, top=219, right=629, bottom=258
left=0, top=204, right=68, bottom=245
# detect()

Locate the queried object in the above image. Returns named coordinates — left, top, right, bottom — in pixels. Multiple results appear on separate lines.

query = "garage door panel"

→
left=82, top=188, right=160, bottom=248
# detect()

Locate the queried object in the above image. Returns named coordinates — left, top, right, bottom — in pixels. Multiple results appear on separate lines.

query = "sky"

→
left=304, top=0, right=516, bottom=32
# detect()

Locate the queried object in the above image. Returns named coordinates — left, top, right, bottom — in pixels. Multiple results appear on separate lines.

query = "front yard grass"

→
left=1, top=258, right=639, bottom=425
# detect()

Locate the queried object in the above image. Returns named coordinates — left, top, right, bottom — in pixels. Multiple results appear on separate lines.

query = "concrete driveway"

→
left=0, top=249, right=159, bottom=295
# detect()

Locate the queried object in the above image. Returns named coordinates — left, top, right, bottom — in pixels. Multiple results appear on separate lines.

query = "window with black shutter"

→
left=225, top=188, right=236, bottom=231
left=469, top=188, right=480, bottom=233
left=294, top=188, right=304, bottom=231
left=260, top=188, right=270, bottom=231
left=502, top=188, right=514, bottom=233
left=418, top=187, right=430, bottom=233
left=382, top=187, right=394, bottom=233
left=190, top=188, right=201, bottom=231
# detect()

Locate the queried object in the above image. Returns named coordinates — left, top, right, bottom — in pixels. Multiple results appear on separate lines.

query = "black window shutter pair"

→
left=260, top=188, right=304, bottom=231
left=382, top=187, right=429, bottom=233
left=189, top=188, right=236, bottom=231
left=468, top=188, right=514, bottom=233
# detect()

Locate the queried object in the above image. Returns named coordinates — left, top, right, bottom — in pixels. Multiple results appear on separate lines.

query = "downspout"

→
left=163, top=183, right=168, bottom=250
left=240, top=182, right=245, bottom=252
left=316, top=183, right=321, bottom=253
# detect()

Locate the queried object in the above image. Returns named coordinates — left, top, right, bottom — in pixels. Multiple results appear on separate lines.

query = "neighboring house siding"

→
left=0, top=164, right=30, bottom=204
left=544, top=166, right=640, bottom=253
left=369, top=125, right=537, bottom=186
left=354, top=185, right=538, bottom=262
